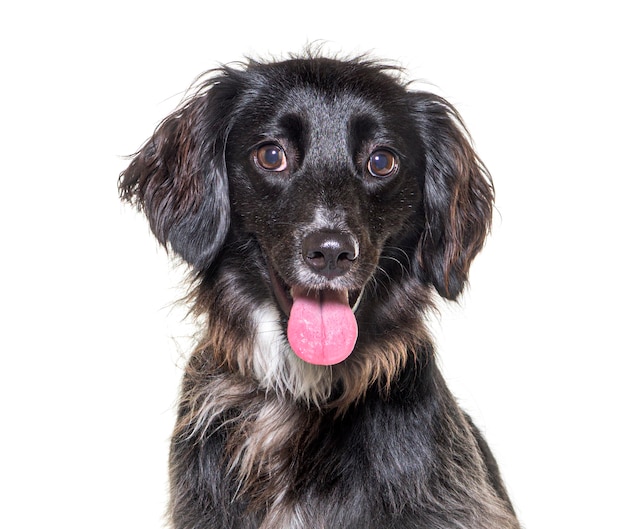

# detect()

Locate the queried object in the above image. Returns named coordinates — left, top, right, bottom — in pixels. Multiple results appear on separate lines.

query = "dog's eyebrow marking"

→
left=350, top=114, right=379, bottom=140
left=278, top=113, right=307, bottom=138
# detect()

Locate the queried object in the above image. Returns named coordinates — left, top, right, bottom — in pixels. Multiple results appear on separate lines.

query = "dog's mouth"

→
left=268, top=266, right=363, bottom=366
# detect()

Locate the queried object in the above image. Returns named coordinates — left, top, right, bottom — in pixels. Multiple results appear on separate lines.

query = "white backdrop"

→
left=2, top=1, right=624, bottom=528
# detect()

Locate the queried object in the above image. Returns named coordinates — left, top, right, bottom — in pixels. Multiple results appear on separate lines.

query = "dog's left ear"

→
left=410, top=92, right=494, bottom=300
left=118, top=75, right=237, bottom=270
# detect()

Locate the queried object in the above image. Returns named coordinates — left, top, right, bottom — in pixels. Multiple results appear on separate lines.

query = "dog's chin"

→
left=267, top=265, right=363, bottom=318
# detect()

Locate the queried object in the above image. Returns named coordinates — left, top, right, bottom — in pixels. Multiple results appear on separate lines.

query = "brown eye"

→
left=367, top=149, right=398, bottom=178
left=255, top=143, right=287, bottom=171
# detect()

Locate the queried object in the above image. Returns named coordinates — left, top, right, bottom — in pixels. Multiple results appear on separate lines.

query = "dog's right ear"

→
left=118, top=73, right=237, bottom=270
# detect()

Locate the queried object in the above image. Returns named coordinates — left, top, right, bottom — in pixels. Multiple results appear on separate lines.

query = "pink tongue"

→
left=287, top=288, right=358, bottom=365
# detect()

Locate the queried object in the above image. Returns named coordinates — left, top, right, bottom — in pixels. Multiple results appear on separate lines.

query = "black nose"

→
left=302, top=231, right=358, bottom=279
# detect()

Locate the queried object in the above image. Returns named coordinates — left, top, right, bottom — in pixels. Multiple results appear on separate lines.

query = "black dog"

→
left=120, top=53, right=519, bottom=529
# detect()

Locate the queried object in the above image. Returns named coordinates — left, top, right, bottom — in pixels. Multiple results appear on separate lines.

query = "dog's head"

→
left=120, top=55, right=493, bottom=368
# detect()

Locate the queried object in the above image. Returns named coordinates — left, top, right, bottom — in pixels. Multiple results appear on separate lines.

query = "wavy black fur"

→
left=120, top=52, right=519, bottom=529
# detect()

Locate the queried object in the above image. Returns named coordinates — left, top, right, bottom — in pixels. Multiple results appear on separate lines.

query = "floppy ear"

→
left=411, top=92, right=494, bottom=300
left=118, top=75, right=237, bottom=270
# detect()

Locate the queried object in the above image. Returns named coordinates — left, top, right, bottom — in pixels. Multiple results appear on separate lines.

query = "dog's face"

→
left=120, top=56, right=493, bottom=370
left=228, top=78, right=415, bottom=292
left=224, top=63, right=426, bottom=364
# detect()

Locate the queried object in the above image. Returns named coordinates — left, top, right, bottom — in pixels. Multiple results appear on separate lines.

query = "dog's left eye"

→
left=367, top=149, right=399, bottom=178
left=255, top=143, right=287, bottom=172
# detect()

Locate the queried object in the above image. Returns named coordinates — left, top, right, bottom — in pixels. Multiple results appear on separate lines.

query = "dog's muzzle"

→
left=268, top=230, right=363, bottom=366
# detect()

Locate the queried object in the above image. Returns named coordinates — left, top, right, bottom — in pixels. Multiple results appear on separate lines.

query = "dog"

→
left=119, top=53, right=519, bottom=529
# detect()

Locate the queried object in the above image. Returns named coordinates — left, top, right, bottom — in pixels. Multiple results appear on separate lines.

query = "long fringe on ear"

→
left=412, top=93, right=494, bottom=299
left=118, top=71, right=242, bottom=269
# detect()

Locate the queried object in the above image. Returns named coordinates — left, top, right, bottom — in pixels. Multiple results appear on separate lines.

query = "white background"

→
left=1, top=1, right=624, bottom=528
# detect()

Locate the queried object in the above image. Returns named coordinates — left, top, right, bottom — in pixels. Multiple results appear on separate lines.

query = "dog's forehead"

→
left=280, top=86, right=371, bottom=137
left=242, top=84, right=397, bottom=158
left=233, top=62, right=410, bottom=154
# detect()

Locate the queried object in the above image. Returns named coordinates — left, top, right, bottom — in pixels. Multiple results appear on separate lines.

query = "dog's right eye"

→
left=255, top=144, right=287, bottom=172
